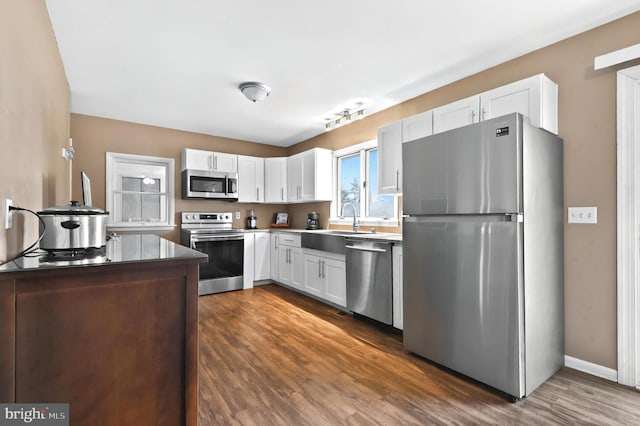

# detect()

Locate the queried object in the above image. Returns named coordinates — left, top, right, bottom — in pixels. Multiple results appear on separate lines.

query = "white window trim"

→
left=106, top=152, right=176, bottom=233
left=330, top=140, right=399, bottom=227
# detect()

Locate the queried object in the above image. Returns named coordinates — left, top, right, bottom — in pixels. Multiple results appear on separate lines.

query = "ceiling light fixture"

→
left=324, top=105, right=365, bottom=132
left=239, top=81, right=271, bottom=102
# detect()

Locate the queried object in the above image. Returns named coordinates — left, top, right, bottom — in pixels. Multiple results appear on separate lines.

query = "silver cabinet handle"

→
left=345, top=245, right=387, bottom=253
left=257, top=187, right=259, bottom=200
left=281, top=187, right=284, bottom=201
left=471, top=110, right=476, bottom=123
left=214, top=156, right=217, bottom=170
left=274, top=236, right=278, bottom=250
left=482, top=107, right=486, bottom=121
left=396, top=170, right=400, bottom=190
left=318, top=259, right=321, bottom=277
left=208, top=154, right=213, bottom=170
left=321, top=260, right=325, bottom=278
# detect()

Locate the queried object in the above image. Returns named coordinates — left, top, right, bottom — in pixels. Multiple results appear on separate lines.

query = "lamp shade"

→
left=239, top=82, right=271, bottom=102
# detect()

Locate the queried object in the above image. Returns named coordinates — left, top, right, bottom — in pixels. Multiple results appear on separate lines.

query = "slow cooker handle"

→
left=61, top=220, right=81, bottom=230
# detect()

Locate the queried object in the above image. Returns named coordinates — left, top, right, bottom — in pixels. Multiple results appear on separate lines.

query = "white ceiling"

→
left=46, top=0, right=640, bottom=147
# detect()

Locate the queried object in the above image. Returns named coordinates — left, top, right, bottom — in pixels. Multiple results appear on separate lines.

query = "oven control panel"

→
left=181, top=212, right=233, bottom=224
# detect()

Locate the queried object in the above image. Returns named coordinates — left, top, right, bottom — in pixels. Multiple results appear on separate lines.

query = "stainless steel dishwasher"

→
left=345, top=238, right=393, bottom=325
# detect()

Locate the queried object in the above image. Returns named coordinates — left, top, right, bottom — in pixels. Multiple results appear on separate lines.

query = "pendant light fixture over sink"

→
left=239, top=81, right=271, bottom=102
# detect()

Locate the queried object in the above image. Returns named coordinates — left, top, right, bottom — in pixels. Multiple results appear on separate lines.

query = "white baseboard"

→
left=564, top=355, right=618, bottom=382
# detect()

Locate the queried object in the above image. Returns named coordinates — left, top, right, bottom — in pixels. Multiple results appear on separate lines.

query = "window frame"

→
left=330, top=140, right=398, bottom=227
left=105, top=152, right=175, bottom=233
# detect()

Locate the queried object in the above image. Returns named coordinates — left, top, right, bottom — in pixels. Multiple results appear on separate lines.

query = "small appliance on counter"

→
left=306, top=212, right=320, bottom=230
left=247, top=209, right=257, bottom=229
left=37, top=200, right=109, bottom=252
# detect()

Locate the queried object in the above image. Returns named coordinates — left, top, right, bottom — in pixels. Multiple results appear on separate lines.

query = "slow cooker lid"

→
left=38, top=200, right=109, bottom=215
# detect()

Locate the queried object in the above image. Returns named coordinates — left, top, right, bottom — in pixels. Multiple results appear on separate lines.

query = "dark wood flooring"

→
left=198, top=284, right=640, bottom=425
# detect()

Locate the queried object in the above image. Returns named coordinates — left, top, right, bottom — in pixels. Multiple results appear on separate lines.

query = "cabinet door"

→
left=323, top=257, right=346, bottom=307
left=243, top=233, right=255, bottom=289
left=433, top=95, right=480, bottom=134
left=278, top=246, right=291, bottom=285
left=402, top=110, right=433, bottom=143
left=300, top=150, right=316, bottom=201
left=270, top=234, right=279, bottom=280
left=290, top=247, right=305, bottom=290
left=254, top=232, right=270, bottom=281
left=182, top=148, right=213, bottom=171
left=265, top=158, right=287, bottom=203
left=287, top=155, right=302, bottom=201
left=303, top=253, right=324, bottom=297
left=238, top=156, right=265, bottom=203
left=392, top=245, right=403, bottom=330
left=378, top=121, right=403, bottom=194
left=213, top=152, right=238, bottom=173
left=480, top=74, right=558, bottom=134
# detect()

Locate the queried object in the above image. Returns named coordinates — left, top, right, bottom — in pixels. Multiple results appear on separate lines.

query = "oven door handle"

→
left=191, top=235, right=245, bottom=245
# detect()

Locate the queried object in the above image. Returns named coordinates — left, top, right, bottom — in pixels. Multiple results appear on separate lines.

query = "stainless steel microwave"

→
left=181, top=169, right=238, bottom=200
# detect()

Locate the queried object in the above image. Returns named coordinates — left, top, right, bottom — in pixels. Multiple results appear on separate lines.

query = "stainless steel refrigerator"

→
left=402, top=113, right=564, bottom=399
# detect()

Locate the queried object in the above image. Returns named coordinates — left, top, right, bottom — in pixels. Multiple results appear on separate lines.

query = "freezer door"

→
left=403, top=113, right=522, bottom=215
left=403, top=216, right=524, bottom=397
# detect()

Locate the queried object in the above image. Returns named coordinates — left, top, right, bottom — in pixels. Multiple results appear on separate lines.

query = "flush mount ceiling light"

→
left=239, top=81, right=272, bottom=102
left=324, top=102, right=366, bottom=132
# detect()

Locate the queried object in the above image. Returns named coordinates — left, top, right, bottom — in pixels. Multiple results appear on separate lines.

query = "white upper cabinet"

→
left=181, top=148, right=238, bottom=173
left=432, top=74, right=558, bottom=135
left=287, top=148, right=332, bottom=203
left=237, top=155, right=264, bottom=203
left=181, top=148, right=213, bottom=171
left=213, top=152, right=238, bottom=173
left=378, top=110, right=434, bottom=195
left=265, top=157, right=287, bottom=203
left=402, top=110, right=434, bottom=143
left=479, top=74, right=558, bottom=134
left=432, top=95, right=480, bottom=134
left=378, top=121, right=404, bottom=194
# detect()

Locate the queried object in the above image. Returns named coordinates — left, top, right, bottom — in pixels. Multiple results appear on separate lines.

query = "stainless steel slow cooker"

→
left=38, top=201, right=109, bottom=251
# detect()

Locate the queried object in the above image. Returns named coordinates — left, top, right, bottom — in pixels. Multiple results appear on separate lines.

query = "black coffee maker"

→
left=306, top=212, right=320, bottom=230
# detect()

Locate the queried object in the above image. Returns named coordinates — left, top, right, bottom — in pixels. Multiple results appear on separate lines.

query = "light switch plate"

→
left=568, top=207, right=597, bottom=224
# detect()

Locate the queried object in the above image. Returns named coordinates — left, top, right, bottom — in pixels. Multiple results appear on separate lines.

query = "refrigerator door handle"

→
left=506, top=213, right=524, bottom=222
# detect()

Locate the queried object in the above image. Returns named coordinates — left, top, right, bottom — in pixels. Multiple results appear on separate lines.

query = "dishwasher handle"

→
left=345, top=245, right=388, bottom=253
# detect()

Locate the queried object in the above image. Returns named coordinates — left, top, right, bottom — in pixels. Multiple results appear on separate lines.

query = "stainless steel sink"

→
left=301, top=230, right=374, bottom=254
left=301, top=232, right=348, bottom=254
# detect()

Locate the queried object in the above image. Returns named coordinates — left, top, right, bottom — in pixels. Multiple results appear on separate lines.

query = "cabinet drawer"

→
left=278, top=233, right=301, bottom=247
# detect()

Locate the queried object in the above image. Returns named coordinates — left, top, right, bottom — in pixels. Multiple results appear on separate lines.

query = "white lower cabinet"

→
left=277, top=233, right=304, bottom=291
left=254, top=232, right=270, bottom=281
left=243, top=233, right=255, bottom=290
left=303, top=249, right=346, bottom=308
left=392, top=244, right=403, bottom=330
left=270, top=233, right=279, bottom=281
left=303, top=253, right=324, bottom=297
left=322, top=256, right=346, bottom=307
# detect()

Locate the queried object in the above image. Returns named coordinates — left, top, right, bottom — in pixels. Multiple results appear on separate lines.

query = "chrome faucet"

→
left=340, top=202, right=359, bottom=232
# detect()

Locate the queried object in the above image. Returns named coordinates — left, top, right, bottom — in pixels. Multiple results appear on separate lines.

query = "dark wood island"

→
left=0, top=234, right=206, bottom=426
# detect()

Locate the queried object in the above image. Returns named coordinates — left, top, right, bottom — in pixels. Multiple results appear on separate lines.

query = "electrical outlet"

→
left=5, top=199, right=13, bottom=229
left=235, top=211, right=240, bottom=220
left=568, top=207, right=597, bottom=224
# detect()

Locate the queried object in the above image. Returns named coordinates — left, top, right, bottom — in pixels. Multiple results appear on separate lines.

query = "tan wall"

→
left=69, top=114, right=288, bottom=243
left=0, top=1, right=70, bottom=263
left=287, top=12, right=640, bottom=369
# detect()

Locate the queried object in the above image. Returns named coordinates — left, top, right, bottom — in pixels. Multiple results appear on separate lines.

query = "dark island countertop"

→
left=0, top=234, right=207, bottom=274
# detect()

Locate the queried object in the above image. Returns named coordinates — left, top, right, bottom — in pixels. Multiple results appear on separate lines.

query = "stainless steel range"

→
left=180, top=212, right=244, bottom=295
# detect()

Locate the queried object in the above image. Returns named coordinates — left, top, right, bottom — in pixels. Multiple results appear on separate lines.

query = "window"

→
left=332, top=141, right=397, bottom=225
left=106, top=152, right=175, bottom=232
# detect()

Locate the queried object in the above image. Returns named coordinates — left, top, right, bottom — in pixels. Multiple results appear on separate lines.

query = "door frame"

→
left=617, top=64, right=640, bottom=388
